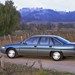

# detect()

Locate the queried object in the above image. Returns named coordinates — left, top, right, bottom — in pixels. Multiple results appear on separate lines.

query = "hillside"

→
left=19, top=8, right=75, bottom=23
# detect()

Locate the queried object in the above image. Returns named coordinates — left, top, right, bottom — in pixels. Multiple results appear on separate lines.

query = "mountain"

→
left=19, top=8, right=75, bottom=23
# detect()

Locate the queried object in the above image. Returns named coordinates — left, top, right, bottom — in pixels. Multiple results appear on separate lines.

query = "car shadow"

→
left=3, top=54, right=75, bottom=61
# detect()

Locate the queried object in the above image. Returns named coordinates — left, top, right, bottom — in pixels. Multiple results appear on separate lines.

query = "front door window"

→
left=39, top=37, right=49, bottom=45
left=25, top=37, right=39, bottom=45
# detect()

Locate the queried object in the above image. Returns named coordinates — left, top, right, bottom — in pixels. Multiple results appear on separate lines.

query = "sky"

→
left=0, top=0, right=75, bottom=11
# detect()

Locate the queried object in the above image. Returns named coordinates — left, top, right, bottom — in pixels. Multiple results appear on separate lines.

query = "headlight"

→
left=1, top=46, right=5, bottom=49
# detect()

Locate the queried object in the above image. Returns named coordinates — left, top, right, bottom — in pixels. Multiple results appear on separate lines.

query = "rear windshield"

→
left=55, top=36, right=70, bottom=44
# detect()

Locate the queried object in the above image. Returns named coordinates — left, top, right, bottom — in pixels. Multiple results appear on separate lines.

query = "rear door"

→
left=37, top=37, right=62, bottom=56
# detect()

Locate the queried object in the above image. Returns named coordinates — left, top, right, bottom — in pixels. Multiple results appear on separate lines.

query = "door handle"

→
left=49, top=46, right=52, bottom=47
left=34, top=46, right=37, bottom=47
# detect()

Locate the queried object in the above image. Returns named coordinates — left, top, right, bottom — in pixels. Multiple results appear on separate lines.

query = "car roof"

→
left=31, top=35, right=59, bottom=38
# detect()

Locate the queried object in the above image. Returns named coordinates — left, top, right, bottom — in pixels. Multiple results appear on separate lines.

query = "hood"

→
left=4, top=42, right=21, bottom=47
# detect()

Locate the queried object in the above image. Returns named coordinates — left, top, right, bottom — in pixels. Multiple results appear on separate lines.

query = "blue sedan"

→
left=0, top=35, right=75, bottom=61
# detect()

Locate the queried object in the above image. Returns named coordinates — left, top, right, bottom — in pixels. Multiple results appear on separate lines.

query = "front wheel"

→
left=51, top=52, right=63, bottom=61
left=7, top=49, right=18, bottom=58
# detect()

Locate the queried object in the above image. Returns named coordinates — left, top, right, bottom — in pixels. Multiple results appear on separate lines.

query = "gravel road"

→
left=1, top=53, right=75, bottom=74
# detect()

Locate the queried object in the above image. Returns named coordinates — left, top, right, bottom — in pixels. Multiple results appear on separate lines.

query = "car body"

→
left=0, top=35, right=75, bottom=61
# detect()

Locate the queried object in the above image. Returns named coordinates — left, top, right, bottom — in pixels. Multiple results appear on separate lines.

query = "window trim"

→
left=49, top=37, right=54, bottom=45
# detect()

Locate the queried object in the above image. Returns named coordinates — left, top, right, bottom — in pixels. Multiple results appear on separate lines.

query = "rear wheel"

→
left=7, top=49, right=18, bottom=58
left=51, top=52, right=63, bottom=61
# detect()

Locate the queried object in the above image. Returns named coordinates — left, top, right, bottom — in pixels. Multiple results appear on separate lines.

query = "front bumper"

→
left=0, top=47, right=6, bottom=54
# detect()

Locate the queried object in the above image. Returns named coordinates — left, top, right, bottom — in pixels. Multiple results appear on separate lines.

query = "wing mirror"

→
left=24, top=42, right=27, bottom=45
left=21, top=42, right=27, bottom=45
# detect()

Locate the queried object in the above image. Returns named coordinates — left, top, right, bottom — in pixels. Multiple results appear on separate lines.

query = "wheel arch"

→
left=50, top=51, right=63, bottom=57
left=6, top=47, right=16, bottom=53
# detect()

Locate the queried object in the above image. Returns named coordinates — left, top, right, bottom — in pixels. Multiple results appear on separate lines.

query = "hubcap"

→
left=8, top=50, right=15, bottom=58
left=53, top=52, right=61, bottom=60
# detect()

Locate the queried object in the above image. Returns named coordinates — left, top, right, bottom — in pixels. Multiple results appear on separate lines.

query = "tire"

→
left=51, top=52, right=63, bottom=61
left=6, top=48, right=18, bottom=58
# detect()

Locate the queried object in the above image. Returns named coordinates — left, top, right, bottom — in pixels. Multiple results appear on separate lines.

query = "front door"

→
left=19, top=37, right=39, bottom=56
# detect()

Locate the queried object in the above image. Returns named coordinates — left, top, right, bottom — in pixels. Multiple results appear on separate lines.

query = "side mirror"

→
left=24, top=42, right=27, bottom=45
left=22, top=42, right=27, bottom=45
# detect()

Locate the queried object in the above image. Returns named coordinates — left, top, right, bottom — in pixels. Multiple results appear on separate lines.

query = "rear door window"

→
left=49, top=37, right=62, bottom=45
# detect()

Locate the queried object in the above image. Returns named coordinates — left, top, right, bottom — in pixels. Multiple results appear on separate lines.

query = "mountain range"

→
left=19, top=8, right=75, bottom=23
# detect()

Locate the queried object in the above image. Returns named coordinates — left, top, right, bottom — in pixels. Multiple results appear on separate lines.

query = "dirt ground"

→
left=0, top=52, right=75, bottom=74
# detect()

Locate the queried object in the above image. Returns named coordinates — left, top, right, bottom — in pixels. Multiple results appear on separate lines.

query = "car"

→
left=0, top=35, right=75, bottom=61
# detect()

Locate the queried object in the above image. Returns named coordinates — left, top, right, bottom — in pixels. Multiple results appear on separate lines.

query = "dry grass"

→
left=0, top=62, right=74, bottom=75
left=0, top=30, right=75, bottom=46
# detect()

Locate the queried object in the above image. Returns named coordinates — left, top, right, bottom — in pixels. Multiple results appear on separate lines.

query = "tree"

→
left=0, top=0, right=20, bottom=35
left=0, top=3, right=5, bottom=35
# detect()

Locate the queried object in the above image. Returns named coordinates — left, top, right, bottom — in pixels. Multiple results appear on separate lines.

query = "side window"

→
left=52, top=38, right=61, bottom=45
left=39, top=37, right=49, bottom=45
left=26, top=37, right=39, bottom=45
